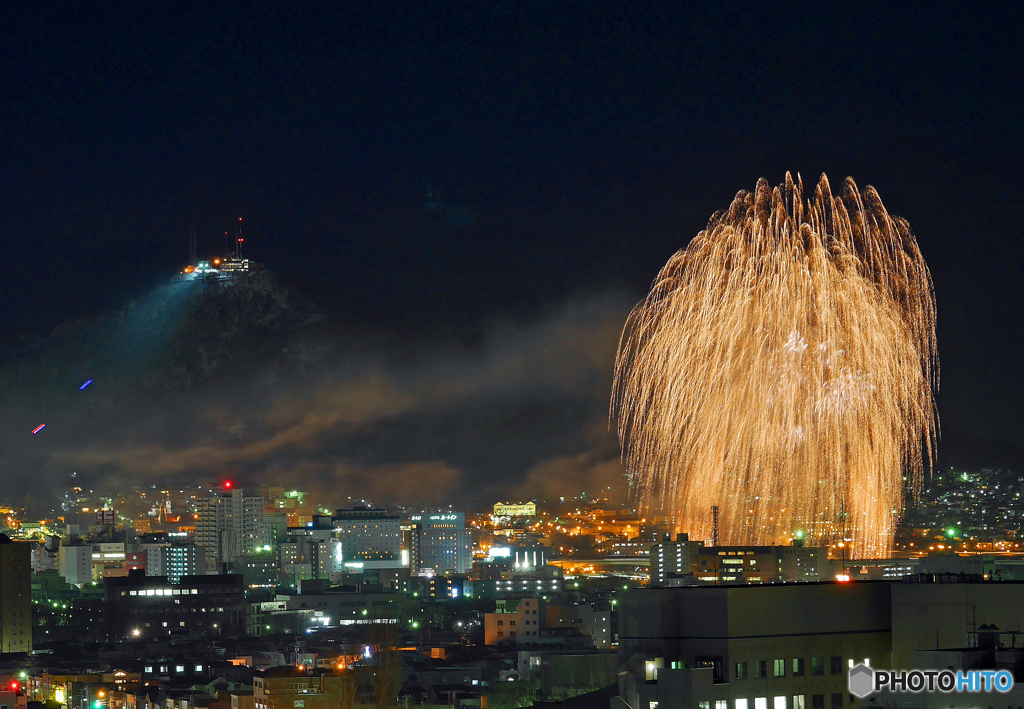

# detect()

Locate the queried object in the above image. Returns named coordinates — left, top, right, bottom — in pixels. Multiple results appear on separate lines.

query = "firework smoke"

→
left=612, top=174, right=937, bottom=558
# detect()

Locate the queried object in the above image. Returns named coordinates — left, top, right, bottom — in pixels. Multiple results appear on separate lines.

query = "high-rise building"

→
left=285, top=517, right=343, bottom=579
left=649, top=533, right=703, bottom=586
left=0, top=533, right=32, bottom=654
left=331, top=507, right=401, bottom=563
left=402, top=522, right=421, bottom=573
left=416, top=513, right=472, bottom=574
left=142, top=543, right=204, bottom=583
left=195, top=489, right=265, bottom=571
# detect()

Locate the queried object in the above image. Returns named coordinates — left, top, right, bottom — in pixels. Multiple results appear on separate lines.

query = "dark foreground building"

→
left=0, top=533, right=32, bottom=654
left=614, top=582, right=892, bottom=709
left=105, top=569, right=245, bottom=640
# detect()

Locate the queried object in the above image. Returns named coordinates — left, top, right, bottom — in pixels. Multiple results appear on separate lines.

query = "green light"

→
left=946, top=528, right=958, bottom=538
left=411, top=621, right=420, bottom=629
left=794, top=530, right=804, bottom=539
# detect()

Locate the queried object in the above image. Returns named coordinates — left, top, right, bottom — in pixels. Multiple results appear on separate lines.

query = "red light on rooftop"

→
left=222, top=480, right=233, bottom=490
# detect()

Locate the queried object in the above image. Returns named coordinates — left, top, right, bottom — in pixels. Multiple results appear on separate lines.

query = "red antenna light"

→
left=238, top=238, right=244, bottom=242
left=223, top=480, right=233, bottom=490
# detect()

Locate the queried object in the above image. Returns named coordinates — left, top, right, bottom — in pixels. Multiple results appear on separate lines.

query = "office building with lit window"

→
left=649, top=540, right=831, bottom=587
left=105, top=569, right=245, bottom=640
left=331, top=507, right=401, bottom=563
left=415, top=513, right=472, bottom=574
left=195, top=489, right=265, bottom=570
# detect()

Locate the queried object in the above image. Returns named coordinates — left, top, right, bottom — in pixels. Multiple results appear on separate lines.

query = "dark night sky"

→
left=2, top=3, right=1022, bottom=505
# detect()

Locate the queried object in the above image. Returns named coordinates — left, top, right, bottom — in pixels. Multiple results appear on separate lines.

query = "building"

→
left=484, top=596, right=546, bottom=645
left=332, top=507, right=401, bottom=563
left=493, top=502, right=537, bottom=518
left=232, top=553, right=279, bottom=588
left=402, top=522, right=421, bottom=573
left=253, top=667, right=352, bottom=709
left=287, top=517, right=344, bottom=578
left=649, top=540, right=831, bottom=586
left=255, top=587, right=415, bottom=634
left=416, top=513, right=472, bottom=574
left=58, top=543, right=93, bottom=587
left=615, top=582, right=892, bottom=709
left=546, top=603, right=613, bottom=649
left=104, top=570, right=245, bottom=640
left=650, top=533, right=703, bottom=586
left=0, top=533, right=32, bottom=654
left=195, top=489, right=265, bottom=571
left=143, top=542, right=204, bottom=583
left=892, top=575, right=1024, bottom=667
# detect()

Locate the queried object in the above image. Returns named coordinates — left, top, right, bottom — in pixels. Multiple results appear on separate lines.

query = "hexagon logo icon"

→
left=849, top=663, right=875, bottom=698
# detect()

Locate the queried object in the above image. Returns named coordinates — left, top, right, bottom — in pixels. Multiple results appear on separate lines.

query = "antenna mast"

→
left=712, top=505, right=720, bottom=547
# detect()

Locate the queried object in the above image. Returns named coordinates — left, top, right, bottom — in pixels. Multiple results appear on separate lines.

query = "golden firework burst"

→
left=612, top=173, right=937, bottom=558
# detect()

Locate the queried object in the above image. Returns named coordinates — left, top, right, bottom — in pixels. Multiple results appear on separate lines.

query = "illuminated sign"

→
left=488, top=547, right=511, bottom=558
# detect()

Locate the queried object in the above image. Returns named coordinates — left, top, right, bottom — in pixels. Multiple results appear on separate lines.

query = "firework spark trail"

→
left=612, top=174, right=937, bottom=558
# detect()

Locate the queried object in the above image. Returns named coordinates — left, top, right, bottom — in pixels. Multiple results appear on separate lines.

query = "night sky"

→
left=2, top=4, right=1022, bottom=507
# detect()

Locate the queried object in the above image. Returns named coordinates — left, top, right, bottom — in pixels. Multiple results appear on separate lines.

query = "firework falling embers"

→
left=612, top=174, right=937, bottom=558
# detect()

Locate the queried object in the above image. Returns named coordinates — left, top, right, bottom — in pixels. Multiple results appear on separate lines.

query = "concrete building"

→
left=650, top=540, right=832, bottom=586
left=416, top=513, right=472, bottom=574
left=286, top=517, right=344, bottom=578
left=140, top=540, right=204, bottom=583
left=104, top=570, right=246, bottom=640
left=253, top=667, right=352, bottom=709
left=485, top=596, right=546, bottom=645
left=650, top=533, right=703, bottom=586
left=402, top=522, right=421, bottom=573
left=332, top=507, right=401, bottom=563
left=615, top=582, right=892, bottom=709
left=195, top=489, right=265, bottom=571
left=0, top=533, right=32, bottom=654
left=892, top=576, right=1024, bottom=667
left=547, top=603, right=613, bottom=649
left=58, top=543, right=93, bottom=587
